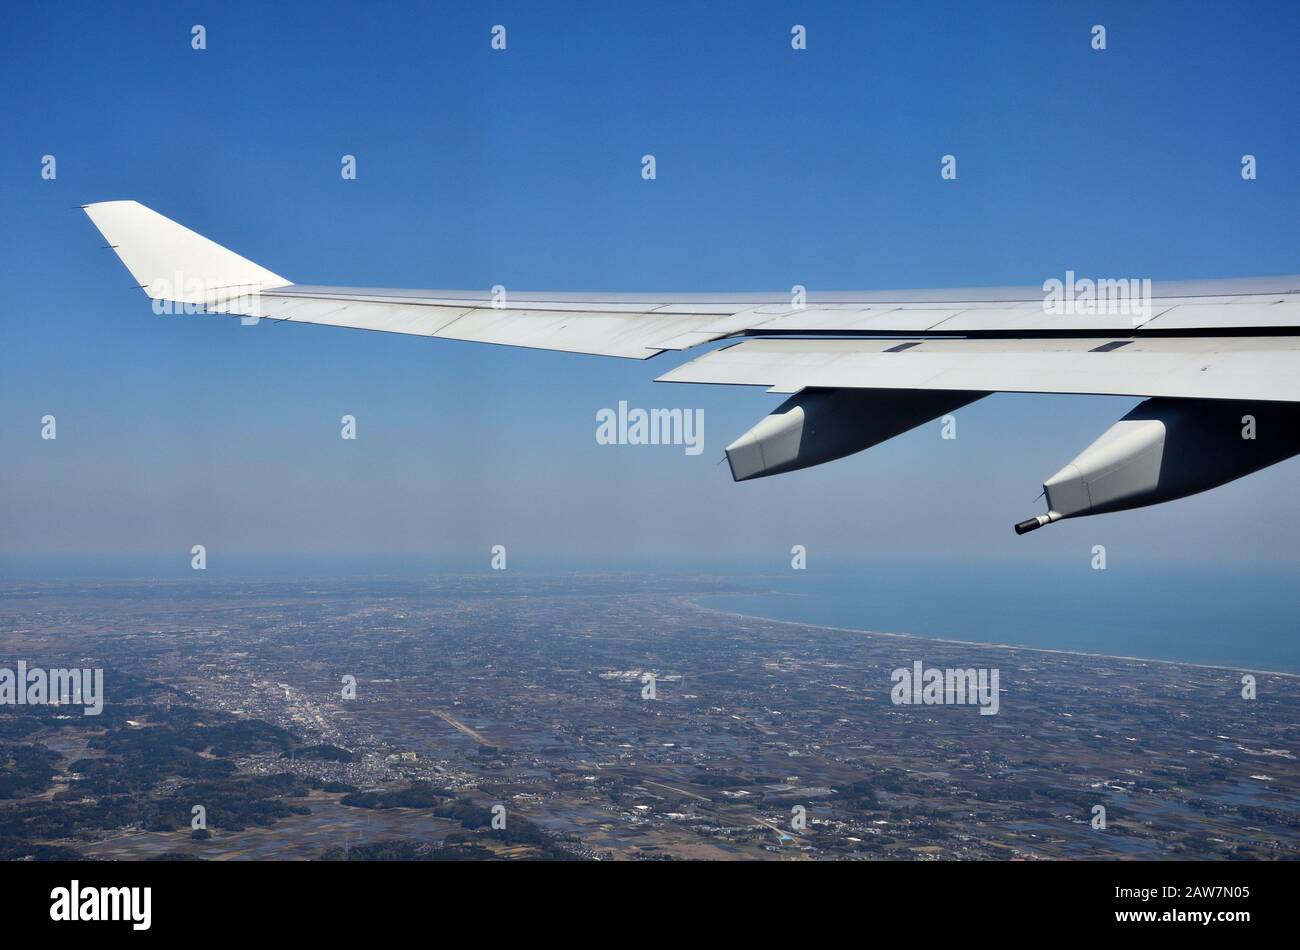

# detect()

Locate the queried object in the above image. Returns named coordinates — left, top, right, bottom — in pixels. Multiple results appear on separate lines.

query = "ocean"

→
left=707, top=561, right=1300, bottom=674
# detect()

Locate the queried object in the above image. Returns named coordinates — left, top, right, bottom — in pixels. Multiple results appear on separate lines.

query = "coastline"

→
left=688, top=592, right=1300, bottom=680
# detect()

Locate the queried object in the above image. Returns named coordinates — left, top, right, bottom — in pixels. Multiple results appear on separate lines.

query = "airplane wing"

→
left=83, top=199, right=1300, bottom=532
left=655, top=336, right=1300, bottom=403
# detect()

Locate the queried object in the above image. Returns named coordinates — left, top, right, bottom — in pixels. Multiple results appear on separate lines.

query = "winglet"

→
left=82, top=200, right=290, bottom=305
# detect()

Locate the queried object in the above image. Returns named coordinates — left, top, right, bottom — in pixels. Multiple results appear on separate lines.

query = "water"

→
left=3, top=556, right=1296, bottom=673
left=708, top=561, right=1300, bottom=674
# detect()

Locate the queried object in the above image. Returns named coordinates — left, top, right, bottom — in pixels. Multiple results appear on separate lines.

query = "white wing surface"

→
left=83, top=199, right=1300, bottom=531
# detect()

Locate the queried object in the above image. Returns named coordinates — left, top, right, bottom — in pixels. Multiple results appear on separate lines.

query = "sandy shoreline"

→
left=688, top=593, right=1300, bottom=680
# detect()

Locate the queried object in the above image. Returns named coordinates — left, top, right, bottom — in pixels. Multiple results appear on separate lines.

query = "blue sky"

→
left=0, top=0, right=1297, bottom=573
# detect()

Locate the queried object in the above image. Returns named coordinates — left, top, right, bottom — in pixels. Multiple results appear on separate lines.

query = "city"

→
left=1, top=574, right=1295, bottom=860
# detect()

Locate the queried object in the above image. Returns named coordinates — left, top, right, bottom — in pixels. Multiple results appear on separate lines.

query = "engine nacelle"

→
left=725, top=387, right=986, bottom=481
left=1015, top=397, right=1300, bottom=533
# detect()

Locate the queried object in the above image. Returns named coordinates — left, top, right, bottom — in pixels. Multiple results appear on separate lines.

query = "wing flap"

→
left=426, top=307, right=717, bottom=358
left=656, top=337, right=1300, bottom=402
left=1142, top=300, right=1300, bottom=331
left=258, top=296, right=718, bottom=358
